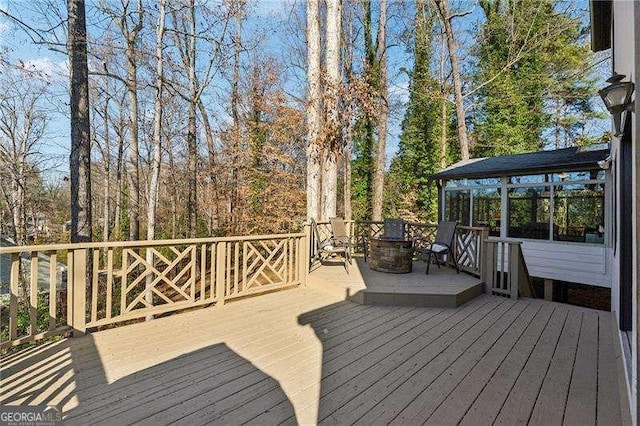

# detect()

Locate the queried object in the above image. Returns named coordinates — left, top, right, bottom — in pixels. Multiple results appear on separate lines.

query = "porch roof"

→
left=431, top=146, right=610, bottom=181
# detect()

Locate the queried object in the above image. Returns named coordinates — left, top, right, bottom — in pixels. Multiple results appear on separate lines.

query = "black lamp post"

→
left=598, top=72, right=635, bottom=138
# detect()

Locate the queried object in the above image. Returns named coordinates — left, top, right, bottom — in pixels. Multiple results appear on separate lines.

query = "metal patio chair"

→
left=414, top=221, right=459, bottom=274
left=311, top=218, right=351, bottom=273
left=330, top=217, right=351, bottom=248
left=382, top=218, right=405, bottom=240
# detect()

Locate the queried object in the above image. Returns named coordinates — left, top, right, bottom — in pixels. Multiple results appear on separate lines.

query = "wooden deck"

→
left=0, top=286, right=630, bottom=425
left=308, top=259, right=483, bottom=307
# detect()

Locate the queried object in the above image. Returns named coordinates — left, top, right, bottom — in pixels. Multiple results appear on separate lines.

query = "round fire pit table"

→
left=368, top=238, right=413, bottom=273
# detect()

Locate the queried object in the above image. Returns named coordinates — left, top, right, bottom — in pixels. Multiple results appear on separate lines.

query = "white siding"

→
left=520, top=240, right=612, bottom=288
left=612, top=2, right=638, bottom=420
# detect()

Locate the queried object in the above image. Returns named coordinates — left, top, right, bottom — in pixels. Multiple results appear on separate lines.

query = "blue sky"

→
left=1, top=0, right=611, bottom=182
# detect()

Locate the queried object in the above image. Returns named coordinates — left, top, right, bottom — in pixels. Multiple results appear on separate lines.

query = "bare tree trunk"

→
left=321, top=0, right=341, bottom=220
left=229, top=8, right=242, bottom=233
left=145, top=0, right=165, bottom=320
left=11, top=176, right=25, bottom=245
left=439, top=96, right=448, bottom=169
left=186, top=0, right=198, bottom=237
left=341, top=3, right=354, bottom=221
left=434, top=0, right=469, bottom=161
left=119, top=0, right=143, bottom=241
left=361, top=0, right=376, bottom=218
left=439, top=34, right=448, bottom=169
left=102, top=95, right=111, bottom=242
left=127, top=96, right=139, bottom=240
left=17, top=158, right=25, bottom=244
left=198, top=100, right=220, bottom=231
left=343, top=142, right=352, bottom=221
left=371, top=0, right=387, bottom=221
left=114, top=107, right=125, bottom=237
left=167, top=146, right=178, bottom=238
left=306, top=0, right=322, bottom=221
left=321, top=150, right=337, bottom=220
left=68, top=0, right=92, bottom=244
left=7, top=147, right=26, bottom=245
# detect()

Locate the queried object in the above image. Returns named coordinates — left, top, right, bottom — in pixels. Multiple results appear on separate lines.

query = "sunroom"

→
left=431, top=145, right=612, bottom=294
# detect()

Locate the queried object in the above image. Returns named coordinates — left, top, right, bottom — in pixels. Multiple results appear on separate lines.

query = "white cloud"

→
left=19, top=57, right=68, bottom=82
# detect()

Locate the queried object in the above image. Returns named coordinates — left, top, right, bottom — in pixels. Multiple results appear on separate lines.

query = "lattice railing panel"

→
left=354, top=222, right=384, bottom=253
left=243, top=240, right=288, bottom=290
left=404, top=222, right=437, bottom=242
left=0, top=233, right=305, bottom=342
left=121, top=245, right=197, bottom=314
left=455, top=231, right=479, bottom=268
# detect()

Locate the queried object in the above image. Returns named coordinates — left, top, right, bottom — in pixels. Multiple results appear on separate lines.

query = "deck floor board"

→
left=393, top=300, right=542, bottom=425
left=0, top=272, right=628, bottom=426
left=425, top=300, right=554, bottom=425
left=564, top=310, right=599, bottom=425
left=339, top=300, right=518, bottom=425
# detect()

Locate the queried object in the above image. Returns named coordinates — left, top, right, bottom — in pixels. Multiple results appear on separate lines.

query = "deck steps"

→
left=307, top=259, right=484, bottom=308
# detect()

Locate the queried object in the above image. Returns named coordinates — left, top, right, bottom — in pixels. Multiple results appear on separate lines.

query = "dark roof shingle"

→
left=431, top=146, right=610, bottom=180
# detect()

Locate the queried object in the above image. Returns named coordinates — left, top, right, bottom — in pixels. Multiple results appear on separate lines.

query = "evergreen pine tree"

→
left=387, top=0, right=441, bottom=222
left=474, top=0, right=602, bottom=156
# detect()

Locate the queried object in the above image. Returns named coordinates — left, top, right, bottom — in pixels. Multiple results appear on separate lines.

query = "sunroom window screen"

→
left=508, top=186, right=551, bottom=240
left=472, top=188, right=501, bottom=236
left=553, top=183, right=605, bottom=243
left=442, top=170, right=606, bottom=244
left=445, top=190, right=470, bottom=225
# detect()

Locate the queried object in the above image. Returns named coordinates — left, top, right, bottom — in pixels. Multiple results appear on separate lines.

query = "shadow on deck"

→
left=0, top=338, right=295, bottom=425
left=308, top=258, right=483, bottom=308
left=0, top=287, right=630, bottom=425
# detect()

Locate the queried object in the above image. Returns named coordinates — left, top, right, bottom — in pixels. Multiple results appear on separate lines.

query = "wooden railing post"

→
left=9, top=253, right=19, bottom=341
left=484, top=240, right=494, bottom=295
left=29, top=252, right=38, bottom=337
left=71, top=249, right=87, bottom=337
left=66, top=251, right=74, bottom=329
left=49, top=252, right=58, bottom=332
left=499, top=242, right=507, bottom=294
left=302, top=224, right=310, bottom=286
left=509, top=243, right=521, bottom=299
left=215, top=241, right=226, bottom=305
left=479, top=228, right=489, bottom=279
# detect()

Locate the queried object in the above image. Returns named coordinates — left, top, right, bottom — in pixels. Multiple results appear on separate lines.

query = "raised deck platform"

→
left=307, top=258, right=484, bottom=308
left=1, top=288, right=629, bottom=424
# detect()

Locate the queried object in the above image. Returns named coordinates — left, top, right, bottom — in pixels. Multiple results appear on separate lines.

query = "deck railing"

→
left=312, top=220, right=488, bottom=277
left=1, top=219, right=490, bottom=350
left=455, top=226, right=490, bottom=276
left=0, top=233, right=306, bottom=349
left=484, top=237, right=534, bottom=298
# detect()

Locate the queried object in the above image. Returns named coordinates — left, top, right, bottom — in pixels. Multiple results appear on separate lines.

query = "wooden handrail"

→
left=1, top=233, right=306, bottom=350
left=458, top=225, right=489, bottom=232
left=484, top=238, right=534, bottom=298
left=1, top=220, right=490, bottom=351
left=318, top=220, right=487, bottom=277
left=0, top=232, right=305, bottom=254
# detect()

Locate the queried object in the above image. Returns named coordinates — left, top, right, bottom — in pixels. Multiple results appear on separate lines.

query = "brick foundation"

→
left=530, top=278, right=611, bottom=311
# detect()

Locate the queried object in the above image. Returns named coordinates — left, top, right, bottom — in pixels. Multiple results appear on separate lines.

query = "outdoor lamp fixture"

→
left=599, top=72, right=635, bottom=138
left=597, top=155, right=613, bottom=170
